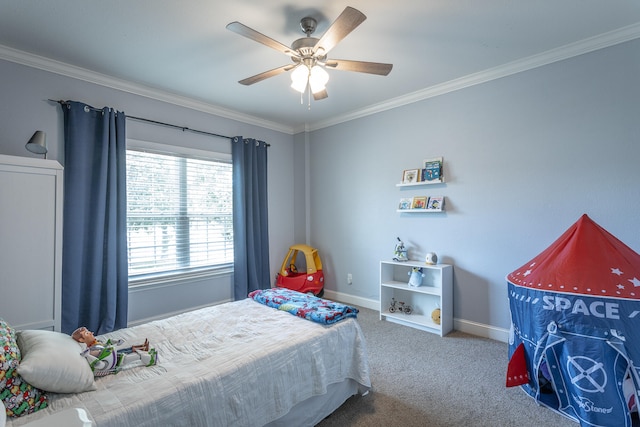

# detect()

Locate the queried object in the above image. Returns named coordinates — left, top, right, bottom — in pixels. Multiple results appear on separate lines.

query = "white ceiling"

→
left=1, top=1, right=640, bottom=133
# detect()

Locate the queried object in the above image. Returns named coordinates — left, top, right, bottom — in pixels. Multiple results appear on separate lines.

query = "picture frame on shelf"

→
left=398, top=198, right=412, bottom=210
left=402, top=169, right=420, bottom=184
left=423, top=157, right=443, bottom=182
left=427, top=196, right=444, bottom=210
left=411, top=196, right=428, bottom=209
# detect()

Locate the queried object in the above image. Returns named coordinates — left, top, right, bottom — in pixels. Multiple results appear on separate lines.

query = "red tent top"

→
left=508, top=214, right=640, bottom=299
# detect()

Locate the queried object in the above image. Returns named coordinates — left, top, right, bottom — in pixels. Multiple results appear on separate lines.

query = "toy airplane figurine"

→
left=393, top=237, right=409, bottom=262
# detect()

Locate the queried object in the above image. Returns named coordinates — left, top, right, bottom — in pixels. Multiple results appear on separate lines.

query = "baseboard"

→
left=323, top=290, right=379, bottom=311
left=454, top=318, right=509, bottom=343
left=324, top=290, right=509, bottom=343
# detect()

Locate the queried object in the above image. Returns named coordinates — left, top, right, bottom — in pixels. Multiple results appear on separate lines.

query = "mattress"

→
left=7, top=298, right=371, bottom=426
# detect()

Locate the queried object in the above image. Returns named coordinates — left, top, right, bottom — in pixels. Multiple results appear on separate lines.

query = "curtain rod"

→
left=49, top=99, right=270, bottom=146
left=126, top=115, right=232, bottom=141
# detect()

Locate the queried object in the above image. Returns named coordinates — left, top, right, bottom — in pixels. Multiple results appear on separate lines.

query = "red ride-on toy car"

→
left=276, top=244, right=324, bottom=297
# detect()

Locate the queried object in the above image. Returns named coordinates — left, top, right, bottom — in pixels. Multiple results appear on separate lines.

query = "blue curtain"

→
left=60, top=101, right=128, bottom=335
left=232, top=137, right=270, bottom=300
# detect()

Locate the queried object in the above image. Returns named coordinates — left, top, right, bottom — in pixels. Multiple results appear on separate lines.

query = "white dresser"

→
left=0, top=154, right=63, bottom=331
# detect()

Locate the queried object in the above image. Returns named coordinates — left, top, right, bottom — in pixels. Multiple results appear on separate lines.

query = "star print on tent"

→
left=508, top=214, right=640, bottom=299
left=506, top=214, right=640, bottom=427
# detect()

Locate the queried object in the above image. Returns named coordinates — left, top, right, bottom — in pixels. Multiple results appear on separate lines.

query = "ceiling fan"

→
left=226, top=6, right=393, bottom=101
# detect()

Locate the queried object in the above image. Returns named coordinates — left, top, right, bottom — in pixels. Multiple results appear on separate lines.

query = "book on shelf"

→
left=427, top=196, right=444, bottom=210
left=411, top=196, right=428, bottom=209
left=423, top=157, right=443, bottom=182
left=402, top=169, right=420, bottom=184
left=398, top=198, right=412, bottom=210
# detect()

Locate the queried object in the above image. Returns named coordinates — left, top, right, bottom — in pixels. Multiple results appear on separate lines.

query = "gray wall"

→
left=0, top=58, right=295, bottom=325
left=303, top=39, right=640, bottom=339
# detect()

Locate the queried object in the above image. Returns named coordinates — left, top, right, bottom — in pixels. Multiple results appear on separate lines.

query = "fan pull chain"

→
left=298, top=85, right=312, bottom=110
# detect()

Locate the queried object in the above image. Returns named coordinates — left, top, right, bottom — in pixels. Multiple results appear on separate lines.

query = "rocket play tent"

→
left=506, top=214, right=640, bottom=427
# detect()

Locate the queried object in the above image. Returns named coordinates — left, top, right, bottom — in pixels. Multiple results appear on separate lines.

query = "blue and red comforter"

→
left=249, top=287, right=358, bottom=325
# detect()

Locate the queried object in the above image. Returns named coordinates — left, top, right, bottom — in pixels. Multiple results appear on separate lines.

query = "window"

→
left=126, top=143, right=233, bottom=281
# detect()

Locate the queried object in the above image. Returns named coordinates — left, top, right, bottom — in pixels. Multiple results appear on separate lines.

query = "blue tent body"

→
left=507, top=214, right=640, bottom=426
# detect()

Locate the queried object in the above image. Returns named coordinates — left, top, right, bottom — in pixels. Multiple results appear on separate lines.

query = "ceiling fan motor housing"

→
left=291, top=37, right=321, bottom=58
left=300, top=16, right=317, bottom=36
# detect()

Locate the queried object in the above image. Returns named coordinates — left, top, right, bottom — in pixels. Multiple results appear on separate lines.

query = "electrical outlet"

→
left=347, top=273, right=353, bottom=285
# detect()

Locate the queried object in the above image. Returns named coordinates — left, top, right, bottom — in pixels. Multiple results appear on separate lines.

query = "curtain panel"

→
left=61, top=101, right=128, bottom=335
left=232, top=136, right=270, bottom=300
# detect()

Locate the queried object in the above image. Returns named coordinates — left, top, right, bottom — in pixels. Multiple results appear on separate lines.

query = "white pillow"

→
left=1, top=399, right=6, bottom=427
left=16, top=330, right=96, bottom=393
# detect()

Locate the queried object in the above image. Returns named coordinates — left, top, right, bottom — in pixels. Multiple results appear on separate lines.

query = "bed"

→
left=3, top=296, right=371, bottom=426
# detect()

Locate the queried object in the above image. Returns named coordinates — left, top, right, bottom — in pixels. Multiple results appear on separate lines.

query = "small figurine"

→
left=408, top=267, right=424, bottom=287
left=393, top=237, right=409, bottom=262
left=425, top=252, right=438, bottom=265
left=72, top=327, right=157, bottom=376
left=389, top=298, right=412, bottom=314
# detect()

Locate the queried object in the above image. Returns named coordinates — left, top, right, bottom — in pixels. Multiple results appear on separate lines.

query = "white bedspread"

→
left=8, top=298, right=370, bottom=427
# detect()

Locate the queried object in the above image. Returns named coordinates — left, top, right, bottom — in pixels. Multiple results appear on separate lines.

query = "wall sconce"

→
left=25, top=131, right=47, bottom=159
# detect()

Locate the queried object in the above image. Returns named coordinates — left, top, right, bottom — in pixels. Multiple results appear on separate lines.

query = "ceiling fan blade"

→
left=325, top=59, right=393, bottom=76
left=239, top=64, right=295, bottom=85
left=313, top=89, right=328, bottom=101
left=313, top=7, right=366, bottom=55
left=226, top=21, right=297, bottom=57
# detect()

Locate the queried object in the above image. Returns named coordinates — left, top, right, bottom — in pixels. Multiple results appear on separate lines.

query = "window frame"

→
left=125, top=139, right=233, bottom=288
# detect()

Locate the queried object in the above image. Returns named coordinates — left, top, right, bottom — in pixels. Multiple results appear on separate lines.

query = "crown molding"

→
left=305, top=22, right=640, bottom=132
left=2, top=21, right=639, bottom=135
left=0, top=44, right=295, bottom=135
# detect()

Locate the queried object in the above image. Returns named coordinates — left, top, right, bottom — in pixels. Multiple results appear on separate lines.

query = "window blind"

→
left=126, top=149, right=233, bottom=278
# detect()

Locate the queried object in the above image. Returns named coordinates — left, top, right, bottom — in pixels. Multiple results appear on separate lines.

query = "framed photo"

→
left=402, top=169, right=420, bottom=184
left=411, top=196, right=428, bottom=209
left=398, top=198, right=412, bottom=210
left=427, top=196, right=444, bottom=211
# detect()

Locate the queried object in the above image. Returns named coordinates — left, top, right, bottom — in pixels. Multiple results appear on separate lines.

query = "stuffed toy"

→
left=72, top=327, right=157, bottom=376
left=431, top=308, right=441, bottom=325
left=407, top=267, right=424, bottom=287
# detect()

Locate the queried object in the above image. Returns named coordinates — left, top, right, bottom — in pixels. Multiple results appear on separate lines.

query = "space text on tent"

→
left=542, top=295, right=639, bottom=320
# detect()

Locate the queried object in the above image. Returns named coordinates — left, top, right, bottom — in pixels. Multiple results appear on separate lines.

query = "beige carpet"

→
left=316, top=306, right=577, bottom=427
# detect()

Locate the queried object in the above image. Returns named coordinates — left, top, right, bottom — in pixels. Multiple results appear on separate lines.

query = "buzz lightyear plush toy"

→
left=408, top=267, right=424, bottom=287
left=72, top=327, right=157, bottom=377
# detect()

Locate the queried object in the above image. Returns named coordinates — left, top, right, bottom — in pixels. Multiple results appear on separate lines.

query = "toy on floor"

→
left=72, top=327, right=157, bottom=376
left=275, top=244, right=325, bottom=297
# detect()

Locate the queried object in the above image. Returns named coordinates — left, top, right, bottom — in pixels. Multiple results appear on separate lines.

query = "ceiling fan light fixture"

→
left=309, top=65, right=329, bottom=94
left=290, top=65, right=309, bottom=93
left=228, top=7, right=392, bottom=100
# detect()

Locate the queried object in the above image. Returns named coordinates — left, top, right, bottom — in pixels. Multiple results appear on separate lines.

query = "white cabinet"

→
left=0, top=154, right=63, bottom=331
left=379, top=260, right=452, bottom=336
